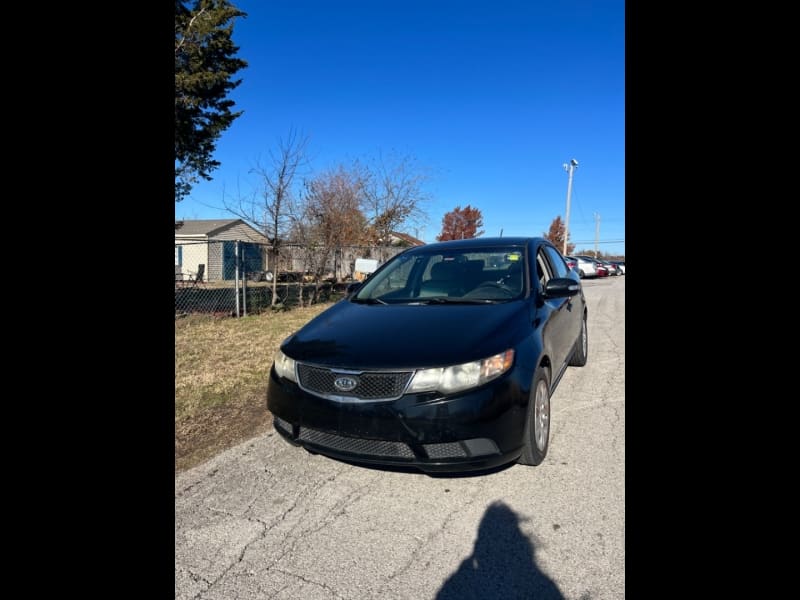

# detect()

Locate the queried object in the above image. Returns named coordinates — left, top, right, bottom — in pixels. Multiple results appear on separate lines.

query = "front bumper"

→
left=266, top=364, right=532, bottom=473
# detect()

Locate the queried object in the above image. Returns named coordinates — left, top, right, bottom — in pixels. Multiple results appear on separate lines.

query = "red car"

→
left=576, top=255, right=609, bottom=277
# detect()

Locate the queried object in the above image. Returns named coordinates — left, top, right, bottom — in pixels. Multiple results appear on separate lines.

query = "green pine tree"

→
left=175, top=0, right=248, bottom=201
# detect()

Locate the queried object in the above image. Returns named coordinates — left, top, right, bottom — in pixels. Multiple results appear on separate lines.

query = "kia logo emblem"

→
left=334, top=376, right=358, bottom=392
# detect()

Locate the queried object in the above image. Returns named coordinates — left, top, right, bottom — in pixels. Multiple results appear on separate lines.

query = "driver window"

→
left=536, top=252, right=551, bottom=289
left=543, top=245, right=570, bottom=278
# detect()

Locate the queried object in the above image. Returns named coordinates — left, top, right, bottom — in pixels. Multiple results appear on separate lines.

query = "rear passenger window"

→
left=543, top=246, right=570, bottom=278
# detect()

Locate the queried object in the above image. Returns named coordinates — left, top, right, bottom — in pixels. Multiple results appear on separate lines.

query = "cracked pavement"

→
left=175, top=276, right=625, bottom=599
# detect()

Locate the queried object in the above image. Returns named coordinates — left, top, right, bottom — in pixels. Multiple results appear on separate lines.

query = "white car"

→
left=567, top=256, right=598, bottom=278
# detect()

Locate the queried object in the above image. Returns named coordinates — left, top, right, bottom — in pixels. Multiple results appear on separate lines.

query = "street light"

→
left=563, top=159, right=578, bottom=255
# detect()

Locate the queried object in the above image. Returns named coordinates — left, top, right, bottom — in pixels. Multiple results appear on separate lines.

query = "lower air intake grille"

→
left=273, top=416, right=292, bottom=434
left=298, top=427, right=415, bottom=459
left=423, top=442, right=469, bottom=459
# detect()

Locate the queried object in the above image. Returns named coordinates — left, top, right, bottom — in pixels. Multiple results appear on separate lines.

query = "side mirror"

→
left=543, top=277, right=581, bottom=298
left=346, top=282, right=362, bottom=296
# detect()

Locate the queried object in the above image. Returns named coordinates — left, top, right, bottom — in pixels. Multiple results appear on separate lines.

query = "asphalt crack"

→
left=193, top=519, right=268, bottom=597
left=269, top=568, right=347, bottom=600
left=376, top=484, right=485, bottom=594
left=177, top=566, right=212, bottom=600
left=267, top=470, right=381, bottom=569
left=183, top=467, right=352, bottom=597
left=178, top=468, right=219, bottom=497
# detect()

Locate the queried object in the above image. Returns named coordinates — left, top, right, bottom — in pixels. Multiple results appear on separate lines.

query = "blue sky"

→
left=177, top=0, right=625, bottom=255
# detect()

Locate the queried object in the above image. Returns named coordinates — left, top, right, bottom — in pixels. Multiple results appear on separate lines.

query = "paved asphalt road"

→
left=176, top=276, right=625, bottom=599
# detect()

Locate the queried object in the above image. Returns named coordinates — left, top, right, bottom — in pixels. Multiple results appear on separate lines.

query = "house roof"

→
left=174, top=219, right=242, bottom=236
left=175, top=219, right=271, bottom=243
left=391, top=231, right=425, bottom=246
left=175, top=220, right=422, bottom=246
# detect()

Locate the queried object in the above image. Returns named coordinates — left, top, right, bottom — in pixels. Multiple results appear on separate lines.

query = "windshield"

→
left=352, top=246, right=527, bottom=304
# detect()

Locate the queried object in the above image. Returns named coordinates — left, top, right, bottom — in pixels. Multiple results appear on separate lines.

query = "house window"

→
left=175, top=245, right=183, bottom=266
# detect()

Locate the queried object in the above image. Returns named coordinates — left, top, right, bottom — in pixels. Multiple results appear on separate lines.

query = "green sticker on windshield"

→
left=507, top=253, right=521, bottom=262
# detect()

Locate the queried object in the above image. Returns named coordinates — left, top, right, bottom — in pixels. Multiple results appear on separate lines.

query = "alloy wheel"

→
left=534, top=378, right=550, bottom=451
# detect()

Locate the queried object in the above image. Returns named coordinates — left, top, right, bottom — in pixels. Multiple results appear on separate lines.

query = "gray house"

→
left=175, top=219, right=272, bottom=282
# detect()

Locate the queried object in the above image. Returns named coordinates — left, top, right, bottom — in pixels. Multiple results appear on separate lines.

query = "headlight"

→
left=407, top=349, right=515, bottom=394
left=273, top=349, right=297, bottom=382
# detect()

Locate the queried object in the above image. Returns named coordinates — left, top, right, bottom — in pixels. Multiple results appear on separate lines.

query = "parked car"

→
left=610, top=260, right=625, bottom=274
left=576, top=255, right=608, bottom=277
left=268, top=237, right=588, bottom=473
left=567, top=255, right=597, bottom=279
left=602, top=261, right=620, bottom=276
left=564, top=256, right=577, bottom=271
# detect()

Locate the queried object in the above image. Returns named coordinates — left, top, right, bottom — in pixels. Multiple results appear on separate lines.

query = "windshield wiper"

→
left=352, top=297, right=388, bottom=304
left=417, top=297, right=498, bottom=304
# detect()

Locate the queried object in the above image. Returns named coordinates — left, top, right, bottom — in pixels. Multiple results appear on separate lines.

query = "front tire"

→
left=569, top=315, right=588, bottom=367
left=518, top=367, right=551, bottom=466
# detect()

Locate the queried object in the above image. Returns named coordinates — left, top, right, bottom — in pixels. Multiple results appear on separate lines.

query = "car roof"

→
left=403, top=237, right=548, bottom=253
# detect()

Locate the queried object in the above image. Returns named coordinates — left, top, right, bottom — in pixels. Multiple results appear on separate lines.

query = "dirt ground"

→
left=175, top=388, right=274, bottom=473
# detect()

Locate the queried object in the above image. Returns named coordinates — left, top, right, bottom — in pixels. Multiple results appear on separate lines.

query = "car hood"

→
left=282, top=299, right=531, bottom=369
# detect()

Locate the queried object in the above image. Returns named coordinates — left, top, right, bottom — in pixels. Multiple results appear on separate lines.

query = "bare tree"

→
left=223, top=128, right=309, bottom=305
left=284, top=165, right=370, bottom=305
left=302, top=165, right=370, bottom=283
left=361, top=150, right=431, bottom=261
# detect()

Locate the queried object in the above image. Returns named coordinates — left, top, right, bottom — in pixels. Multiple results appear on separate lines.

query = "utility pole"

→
left=563, top=159, right=578, bottom=255
left=594, top=212, right=600, bottom=258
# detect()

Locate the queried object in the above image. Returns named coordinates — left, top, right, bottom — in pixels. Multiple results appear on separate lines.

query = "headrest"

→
left=431, top=261, right=458, bottom=280
left=466, top=259, right=485, bottom=274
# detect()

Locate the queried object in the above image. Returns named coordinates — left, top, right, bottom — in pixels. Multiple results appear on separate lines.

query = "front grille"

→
left=297, top=363, right=413, bottom=401
left=298, top=427, right=415, bottom=459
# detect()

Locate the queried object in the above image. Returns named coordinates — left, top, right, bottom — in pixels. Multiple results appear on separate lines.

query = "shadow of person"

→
left=437, top=501, right=565, bottom=600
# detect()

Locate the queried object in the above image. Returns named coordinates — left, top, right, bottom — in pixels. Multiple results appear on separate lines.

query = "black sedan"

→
left=267, top=237, right=588, bottom=473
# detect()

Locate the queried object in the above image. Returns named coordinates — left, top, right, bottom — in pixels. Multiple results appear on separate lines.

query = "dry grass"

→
left=175, top=303, right=333, bottom=472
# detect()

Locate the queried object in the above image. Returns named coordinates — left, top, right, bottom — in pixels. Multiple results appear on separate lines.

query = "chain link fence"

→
left=175, top=240, right=406, bottom=318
